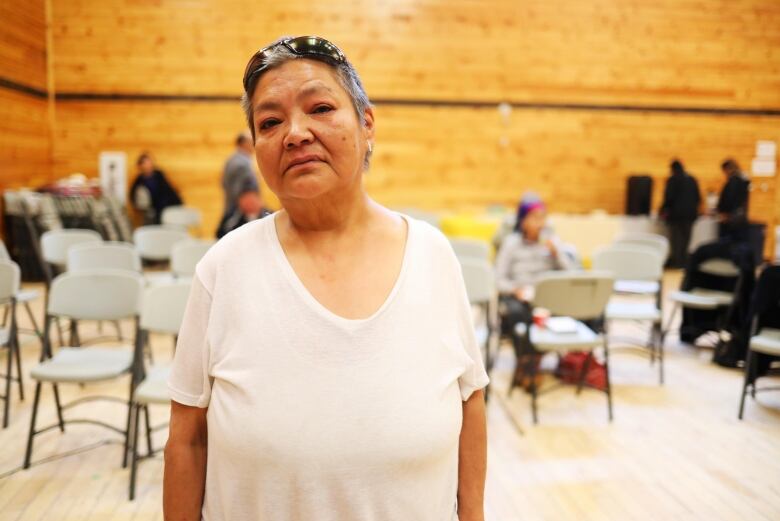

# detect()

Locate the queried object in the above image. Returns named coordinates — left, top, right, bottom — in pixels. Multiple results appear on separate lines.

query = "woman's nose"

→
left=283, top=115, right=314, bottom=149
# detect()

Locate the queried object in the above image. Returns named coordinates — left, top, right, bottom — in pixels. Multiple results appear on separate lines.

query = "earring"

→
left=367, top=142, right=373, bottom=154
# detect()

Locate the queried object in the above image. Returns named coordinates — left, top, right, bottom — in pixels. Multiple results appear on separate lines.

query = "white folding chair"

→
left=133, top=225, right=189, bottom=263
left=592, top=245, right=665, bottom=383
left=459, top=258, right=497, bottom=400
left=40, top=229, right=103, bottom=276
left=516, top=271, right=614, bottom=423
left=0, top=260, right=22, bottom=428
left=614, top=232, right=670, bottom=267
left=170, top=240, right=213, bottom=279
left=663, top=258, right=740, bottom=347
left=0, top=239, right=43, bottom=341
left=451, top=238, right=491, bottom=263
left=23, top=269, right=144, bottom=471
left=67, top=242, right=142, bottom=273
left=161, top=206, right=202, bottom=231
left=128, top=281, right=191, bottom=500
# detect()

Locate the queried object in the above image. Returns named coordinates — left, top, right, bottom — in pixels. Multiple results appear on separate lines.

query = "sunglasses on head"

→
left=242, top=36, right=346, bottom=93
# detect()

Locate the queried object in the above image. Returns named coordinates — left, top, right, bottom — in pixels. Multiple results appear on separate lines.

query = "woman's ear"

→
left=363, top=106, right=375, bottom=141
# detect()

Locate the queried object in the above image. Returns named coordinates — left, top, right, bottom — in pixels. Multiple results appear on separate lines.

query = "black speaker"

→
left=626, top=175, right=653, bottom=215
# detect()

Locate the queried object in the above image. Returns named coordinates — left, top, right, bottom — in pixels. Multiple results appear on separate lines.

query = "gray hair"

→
left=240, top=37, right=373, bottom=169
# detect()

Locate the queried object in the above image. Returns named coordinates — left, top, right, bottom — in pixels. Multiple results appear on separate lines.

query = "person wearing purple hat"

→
left=495, top=196, right=578, bottom=390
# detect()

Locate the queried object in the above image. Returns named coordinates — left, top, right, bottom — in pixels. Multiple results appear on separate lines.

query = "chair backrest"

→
left=699, top=258, right=740, bottom=277
left=592, top=244, right=663, bottom=282
left=0, top=259, right=21, bottom=303
left=398, top=208, right=441, bottom=229
left=40, top=229, right=102, bottom=266
left=171, top=240, right=213, bottom=277
left=140, top=282, right=192, bottom=334
left=615, top=233, right=670, bottom=262
left=161, top=206, right=202, bottom=229
left=533, top=271, right=614, bottom=320
left=133, top=225, right=190, bottom=261
left=0, top=240, right=9, bottom=261
left=67, top=242, right=142, bottom=273
left=459, top=258, right=495, bottom=304
left=48, top=269, right=144, bottom=321
left=450, top=238, right=491, bottom=263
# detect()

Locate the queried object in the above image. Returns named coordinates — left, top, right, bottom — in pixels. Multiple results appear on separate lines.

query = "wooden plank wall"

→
left=0, top=1, right=51, bottom=199
left=38, top=0, right=780, bottom=250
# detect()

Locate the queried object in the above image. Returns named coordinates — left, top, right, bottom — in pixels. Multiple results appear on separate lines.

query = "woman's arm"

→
left=163, top=401, right=208, bottom=520
left=458, top=389, right=487, bottom=521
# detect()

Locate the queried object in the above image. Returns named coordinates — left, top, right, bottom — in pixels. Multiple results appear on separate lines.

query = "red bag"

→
left=556, top=351, right=607, bottom=391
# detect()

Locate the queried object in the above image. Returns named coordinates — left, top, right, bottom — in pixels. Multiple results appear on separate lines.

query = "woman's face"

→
left=521, top=207, right=546, bottom=240
left=250, top=59, right=374, bottom=203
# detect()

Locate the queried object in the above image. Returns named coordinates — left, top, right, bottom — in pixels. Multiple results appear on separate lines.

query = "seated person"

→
left=216, top=190, right=271, bottom=239
left=495, top=196, right=578, bottom=389
left=130, top=153, right=183, bottom=224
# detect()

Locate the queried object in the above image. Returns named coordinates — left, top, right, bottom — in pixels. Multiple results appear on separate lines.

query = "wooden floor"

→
left=1, top=273, right=779, bottom=520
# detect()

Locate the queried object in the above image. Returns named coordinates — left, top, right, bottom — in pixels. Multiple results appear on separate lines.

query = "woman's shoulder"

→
left=195, top=215, right=275, bottom=285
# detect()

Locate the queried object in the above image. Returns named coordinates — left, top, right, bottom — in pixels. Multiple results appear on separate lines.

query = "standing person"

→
left=216, top=131, right=267, bottom=237
left=716, top=158, right=750, bottom=240
left=659, top=159, right=701, bottom=268
left=129, top=152, right=182, bottom=224
left=164, top=36, right=488, bottom=521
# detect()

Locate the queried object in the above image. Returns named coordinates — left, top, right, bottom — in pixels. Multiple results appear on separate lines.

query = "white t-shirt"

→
left=168, top=212, right=489, bottom=521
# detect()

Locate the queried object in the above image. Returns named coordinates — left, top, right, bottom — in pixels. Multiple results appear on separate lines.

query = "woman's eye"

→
left=259, top=118, right=280, bottom=130
left=312, top=105, right=333, bottom=114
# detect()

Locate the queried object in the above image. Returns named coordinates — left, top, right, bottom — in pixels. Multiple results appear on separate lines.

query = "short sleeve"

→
left=168, top=272, right=213, bottom=408
left=450, top=251, right=491, bottom=402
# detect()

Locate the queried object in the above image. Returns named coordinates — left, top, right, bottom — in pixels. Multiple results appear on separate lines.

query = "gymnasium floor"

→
left=0, top=272, right=779, bottom=520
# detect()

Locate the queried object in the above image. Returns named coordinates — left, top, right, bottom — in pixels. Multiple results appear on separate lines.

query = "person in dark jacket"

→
left=130, top=152, right=183, bottom=224
left=716, top=158, right=750, bottom=240
left=660, top=159, right=701, bottom=268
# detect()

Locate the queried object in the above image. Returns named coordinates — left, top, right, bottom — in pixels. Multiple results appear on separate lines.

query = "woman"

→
left=129, top=152, right=183, bottom=224
left=164, top=36, right=488, bottom=521
left=495, top=196, right=577, bottom=389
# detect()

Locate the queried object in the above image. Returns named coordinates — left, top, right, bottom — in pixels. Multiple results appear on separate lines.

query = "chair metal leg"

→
left=604, top=340, right=613, bottom=422
left=656, top=323, right=665, bottom=385
left=529, top=354, right=539, bottom=424
left=738, top=349, right=755, bottom=420
left=52, top=384, right=65, bottom=432
left=575, top=352, right=592, bottom=396
left=13, top=327, right=24, bottom=400
left=129, top=403, right=141, bottom=500
left=122, top=379, right=135, bottom=469
left=144, top=405, right=153, bottom=457
left=2, top=338, right=12, bottom=429
left=24, top=302, right=42, bottom=340
left=23, top=382, right=42, bottom=468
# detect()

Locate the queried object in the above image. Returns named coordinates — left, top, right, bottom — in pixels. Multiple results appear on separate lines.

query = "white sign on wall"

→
left=99, top=151, right=127, bottom=203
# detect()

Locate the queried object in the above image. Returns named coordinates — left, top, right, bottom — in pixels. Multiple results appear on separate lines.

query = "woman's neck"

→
left=278, top=185, right=375, bottom=240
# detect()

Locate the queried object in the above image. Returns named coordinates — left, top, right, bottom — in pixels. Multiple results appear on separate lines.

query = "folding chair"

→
left=459, top=258, right=497, bottom=401
left=451, top=238, right=491, bottom=263
left=614, top=232, right=670, bottom=267
left=133, top=225, right=189, bottom=264
left=663, top=258, right=740, bottom=347
left=0, top=260, right=22, bottom=428
left=170, top=240, right=213, bottom=279
left=129, top=281, right=191, bottom=500
left=23, top=269, right=144, bottom=470
left=161, top=206, right=202, bottom=232
left=67, top=242, right=142, bottom=273
left=593, top=245, right=665, bottom=383
left=40, top=229, right=103, bottom=280
left=738, top=265, right=780, bottom=420
left=516, top=271, right=614, bottom=423
left=1, top=239, right=43, bottom=341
